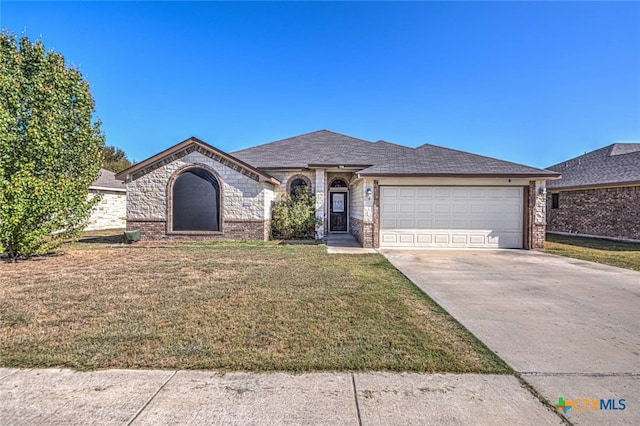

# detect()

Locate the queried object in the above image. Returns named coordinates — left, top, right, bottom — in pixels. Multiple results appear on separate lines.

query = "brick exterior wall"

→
left=546, top=185, right=640, bottom=240
left=127, top=219, right=269, bottom=241
left=350, top=217, right=374, bottom=247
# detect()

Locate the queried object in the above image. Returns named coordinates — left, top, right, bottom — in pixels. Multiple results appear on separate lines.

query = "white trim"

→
left=89, top=186, right=126, bottom=193
left=374, top=177, right=532, bottom=186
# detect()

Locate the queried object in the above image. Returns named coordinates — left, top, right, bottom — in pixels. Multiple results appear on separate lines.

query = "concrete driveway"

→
left=381, top=249, right=640, bottom=425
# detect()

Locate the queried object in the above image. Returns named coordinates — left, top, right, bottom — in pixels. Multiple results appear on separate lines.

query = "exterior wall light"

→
left=365, top=188, right=373, bottom=199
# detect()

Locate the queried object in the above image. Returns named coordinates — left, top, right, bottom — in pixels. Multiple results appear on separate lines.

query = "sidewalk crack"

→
left=351, top=373, right=363, bottom=426
left=127, top=370, right=177, bottom=425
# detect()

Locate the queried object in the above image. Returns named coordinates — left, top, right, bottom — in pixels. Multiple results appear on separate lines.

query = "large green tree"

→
left=0, top=33, right=105, bottom=260
left=102, top=145, right=132, bottom=173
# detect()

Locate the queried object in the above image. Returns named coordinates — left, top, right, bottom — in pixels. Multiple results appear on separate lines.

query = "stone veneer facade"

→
left=86, top=190, right=126, bottom=231
left=125, top=149, right=274, bottom=241
left=526, top=180, right=547, bottom=250
left=546, top=185, right=640, bottom=241
left=349, top=178, right=376, bottom=247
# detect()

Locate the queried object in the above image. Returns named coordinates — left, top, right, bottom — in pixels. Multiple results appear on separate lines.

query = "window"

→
left=551, top=193, right=559, bottom=209
left=330, top=179, right=348, bottom=188
left=289, top=178, right=308, bottom=197
left=172, top=168, right=220, bottom=231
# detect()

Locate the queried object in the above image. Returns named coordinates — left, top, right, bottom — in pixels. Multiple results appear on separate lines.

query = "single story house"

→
left=86, top=168, right=126, bottom=231
left=546, top=143, right=640, bottom=241
left=115, top=130, right=559, bottom=249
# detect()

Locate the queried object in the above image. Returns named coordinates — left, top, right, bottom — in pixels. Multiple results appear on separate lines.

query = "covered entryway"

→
left=328, top=178, right=349, bottom=233
left=379, top=186, right=523, bottom=248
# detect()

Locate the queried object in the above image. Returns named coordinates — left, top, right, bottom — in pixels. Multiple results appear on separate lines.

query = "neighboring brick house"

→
left=546, top=143, right=640, bottom=241
left=86, top=168, right=127, bottom=231
left=116, top=130, right=559, bottom=249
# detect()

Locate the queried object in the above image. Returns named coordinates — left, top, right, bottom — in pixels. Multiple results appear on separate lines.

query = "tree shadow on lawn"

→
left=73, top=229, right=125, bottom=245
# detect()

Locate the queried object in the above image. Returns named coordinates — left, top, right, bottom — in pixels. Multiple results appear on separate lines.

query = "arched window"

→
left=289, top=178, right=309, bottom=197
left=330, top=179, right=348, bottom=188
left=172, top=168, right=220, bottom=231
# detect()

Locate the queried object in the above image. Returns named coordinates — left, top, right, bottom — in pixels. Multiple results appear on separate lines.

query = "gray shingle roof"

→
left=231, top=130, right=413, bottom=169
left=359, top=143, right=558, bottom=177
left=547, top=144, right=640, bottom=189
left=232, top=130, right=556, bottom=178
left=91, top=168, right=125, bottom=190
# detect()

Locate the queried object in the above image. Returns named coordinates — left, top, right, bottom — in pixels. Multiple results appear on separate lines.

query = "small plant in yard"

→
left=271, top=189, right=320, bottom=239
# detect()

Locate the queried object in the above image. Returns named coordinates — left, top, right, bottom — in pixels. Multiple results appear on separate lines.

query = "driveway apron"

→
left=381, top=249, right=640, bottom=425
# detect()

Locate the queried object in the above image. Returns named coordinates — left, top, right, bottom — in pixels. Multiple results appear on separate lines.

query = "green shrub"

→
left=271, top=190, right=320, bottom=239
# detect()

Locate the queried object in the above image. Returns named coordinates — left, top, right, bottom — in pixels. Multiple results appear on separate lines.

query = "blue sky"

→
left=2, top=1, right=639, bottom=168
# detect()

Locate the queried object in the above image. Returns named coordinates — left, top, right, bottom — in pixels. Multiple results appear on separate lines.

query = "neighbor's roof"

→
left=90, top=168, right=126, bottom=191
left=115, top=137, right=280, bottom=184
left=231, top=130, right=414, bottom=169
left=233, top=130, right=558, bottom=178
left=547, top=143, right=640, bottom=189
left=358, top=143, right=560, bottom=178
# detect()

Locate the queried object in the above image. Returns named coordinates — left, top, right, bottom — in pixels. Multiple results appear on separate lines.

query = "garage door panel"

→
left=399, top=234, right=415, bottom=243
left=382, top=188, right=397, bottom=197
left=504, top=188, right=522, bottom=197
left=416, top=204, right=433, bottom=213
left=381, top=233, right=397, bottom=243
left=381, top=218, right=397, bottom=228
left=416, top=234, right=433, bottom=243
left=434, top=219, right=450, bottom=228
left=398, top=219, right=415, bottom=229
left=451, top=188, right=469, bottom=198
left=380, top=186, right=523, bottom=248
left=416, top=219, right=433, bottom=228
left=399, top=188, right=415, bottom=197
left=469, top=235, right=486, bottom=245
left=415, top=188, right=433, bottom=198
left=398, top=203, right=415, bottom=213
left=381, top=203, right=397, bottom=213
left=434, top=234, right=450, bottom=244
left=452, top=235, right=468, bottom=244
left=468, top=188, right=487, bottom=198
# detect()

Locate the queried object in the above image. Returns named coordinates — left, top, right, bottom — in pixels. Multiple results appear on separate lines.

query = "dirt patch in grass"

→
left=546, top=233, right=640, bottom=272
left=1, top=234, right=509, bottom=373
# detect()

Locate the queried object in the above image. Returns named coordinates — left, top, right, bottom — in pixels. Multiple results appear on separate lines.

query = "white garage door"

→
left=380, top=186, right=523, bottom=248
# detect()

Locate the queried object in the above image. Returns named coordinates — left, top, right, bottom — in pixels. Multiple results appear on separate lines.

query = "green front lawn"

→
left=546, top=233, right=640, bottom=272
left=0, top=233, right=509, bottom=373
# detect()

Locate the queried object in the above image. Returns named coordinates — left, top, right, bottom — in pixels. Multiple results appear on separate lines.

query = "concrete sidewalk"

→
left=325, top=233, right=377, bottom=254
left=0, top=368, right=561, bottom=425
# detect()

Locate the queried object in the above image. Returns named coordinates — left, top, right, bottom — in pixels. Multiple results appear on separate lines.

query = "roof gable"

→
left=547, top=143, right=640, bottom=189
left=114, top=137, right=279, bottom=184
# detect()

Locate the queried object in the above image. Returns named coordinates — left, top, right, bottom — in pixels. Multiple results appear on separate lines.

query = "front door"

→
left=329, top=192, right=347, bottom=232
